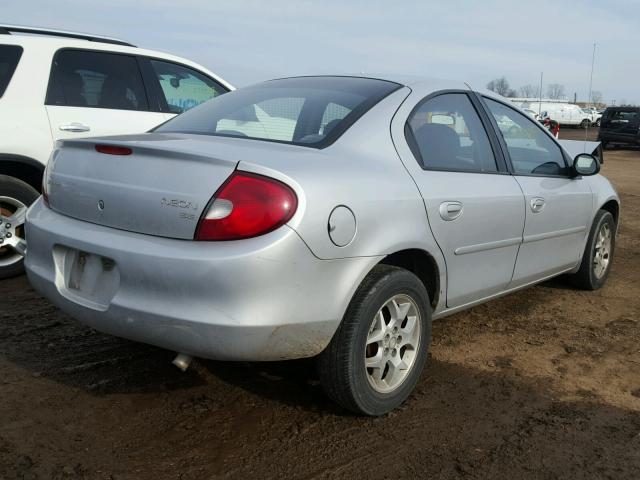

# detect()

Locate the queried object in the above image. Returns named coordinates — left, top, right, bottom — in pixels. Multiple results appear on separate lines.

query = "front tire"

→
left=318, top=265, right=432, bottom=416
left=569, top=209, right=616, bottom=290
left=0, top=175, right=38, bottom=279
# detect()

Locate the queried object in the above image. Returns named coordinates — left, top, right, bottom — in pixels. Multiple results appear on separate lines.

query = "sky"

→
left=4, top=0, right=639, bottom=104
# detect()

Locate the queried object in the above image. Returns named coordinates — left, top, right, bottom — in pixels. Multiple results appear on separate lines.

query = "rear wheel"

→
left=569, top=209, right=615, bottom=290
left=318, top=265, right=432, bottom=415
left=0, top=175, right=38, bottom=279
left=580, top=119, right=590, bottom=129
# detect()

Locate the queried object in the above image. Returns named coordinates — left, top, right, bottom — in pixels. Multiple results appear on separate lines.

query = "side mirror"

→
left=572, top=153, right=600, bottom=177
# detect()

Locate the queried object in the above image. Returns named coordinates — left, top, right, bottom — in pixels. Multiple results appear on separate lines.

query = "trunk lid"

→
left=46, top=133, right=240, bottom=239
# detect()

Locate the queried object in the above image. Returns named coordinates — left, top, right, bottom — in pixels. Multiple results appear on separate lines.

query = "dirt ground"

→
left=1, top=128, right=639, bottom=480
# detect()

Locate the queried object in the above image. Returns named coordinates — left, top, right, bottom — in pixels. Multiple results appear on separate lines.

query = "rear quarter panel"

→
left=237, top=87, right=448, bottom=306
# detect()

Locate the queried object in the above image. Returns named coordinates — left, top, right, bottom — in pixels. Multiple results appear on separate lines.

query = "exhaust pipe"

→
left=172, top=353, right=193, bottom=372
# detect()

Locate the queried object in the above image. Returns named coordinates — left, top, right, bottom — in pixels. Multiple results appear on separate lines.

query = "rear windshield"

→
left=155, top=76, right=401, bottom=148
left=0, top=45, right=23, bottom=98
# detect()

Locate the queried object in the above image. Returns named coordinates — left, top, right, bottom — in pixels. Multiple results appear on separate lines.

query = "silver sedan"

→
left=25, top=76, right=619, bottom=415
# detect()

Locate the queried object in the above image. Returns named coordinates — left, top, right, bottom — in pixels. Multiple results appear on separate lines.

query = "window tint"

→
left=0, top=45, right=23, bottom=98
left=46, top=50, right=148, bottom=110
left=609, top=110, right=639, bottom=123
left=407, top=93, right=497, bottom=172
left=156, top=76, right=401, bottom=148
left=485, top=98, right=567, bottom=176
left=149, top=59, right=227, bottom=114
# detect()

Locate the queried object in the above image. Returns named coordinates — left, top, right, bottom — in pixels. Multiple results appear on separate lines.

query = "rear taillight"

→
left=195, top=171, right=298, bottom=241
left=42, top=150, right=56, bottom=207
left=95, top=144, right=132, bottom=155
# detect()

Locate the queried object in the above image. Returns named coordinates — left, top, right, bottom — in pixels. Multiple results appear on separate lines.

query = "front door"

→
left=482, top=97, right=593, bottom=286
left=45, top=49, right=166, bottom=143
left=402, top=92, right=525, bottom=307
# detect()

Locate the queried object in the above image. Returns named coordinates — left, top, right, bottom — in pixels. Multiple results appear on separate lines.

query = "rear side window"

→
left=148, top=59, right=227, bottom=114
left=155, top=76, right=401, bottom=148
left=46, top=49, right=148, bottom=111
left=484, top=98, right=567, bottom=176
left=406, top=93, right=498, bottom=173
left=0, top=45, right=23, bottom=98
left=608, top=110, right=639, bottom=123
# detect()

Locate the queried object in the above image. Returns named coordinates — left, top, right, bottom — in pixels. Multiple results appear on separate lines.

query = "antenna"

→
left=538, top=72, right=543, bottom=116
left=585, top=43, right=596, bottom=145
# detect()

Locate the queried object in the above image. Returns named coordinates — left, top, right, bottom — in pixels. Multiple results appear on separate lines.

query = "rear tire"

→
left=318, top=265, right=432, bottom=416
left=0, top=175, right=38, bottom=279
left=569, top=210, right=615, bottom=290
left=580, top=119, right=590, bottom=129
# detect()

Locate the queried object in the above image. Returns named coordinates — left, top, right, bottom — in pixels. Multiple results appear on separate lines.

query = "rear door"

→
left=481, top=97, right=593, bottom=286
left=603, top=109, right=640, bottom=143
left=403, top=92, right=525, bottom=308
left=45, top=49, right=166, bottom=141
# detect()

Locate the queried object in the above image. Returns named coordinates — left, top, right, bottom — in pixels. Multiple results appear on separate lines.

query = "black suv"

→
left=598, top=107, right=640, bottom=148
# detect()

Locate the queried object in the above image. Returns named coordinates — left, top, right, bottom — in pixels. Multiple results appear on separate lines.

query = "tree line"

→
left=486, top=76, right=603, bottom=105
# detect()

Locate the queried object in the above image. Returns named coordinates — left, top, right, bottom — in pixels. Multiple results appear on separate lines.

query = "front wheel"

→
left=0, top=175, right=38, bottom=279
left=318, top=265, right=432, bottom=415
left=569, top=209, right=616, bottom=290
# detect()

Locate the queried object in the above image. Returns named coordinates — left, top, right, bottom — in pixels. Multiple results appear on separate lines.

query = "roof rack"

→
left=0, top=24, right=135, bottom=47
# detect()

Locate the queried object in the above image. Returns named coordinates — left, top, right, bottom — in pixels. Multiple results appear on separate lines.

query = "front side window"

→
left=406, top=93, right=497, bottom=172
left=155, top=76, right=401, bottom=148
left=149, top=59, right=227, bottom=114
left=46, top=50, right=148, bottom=111
left=0, top=45, right=23, bottom=98
left=485, top=98, right=567, bottom=176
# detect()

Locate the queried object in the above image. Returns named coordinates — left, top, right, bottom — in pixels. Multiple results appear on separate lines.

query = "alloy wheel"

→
left=365, top=294, right=421, bottom=393
left=593, top=223, right=612, bottom=279
left=0, top=196, right=28, bottom=267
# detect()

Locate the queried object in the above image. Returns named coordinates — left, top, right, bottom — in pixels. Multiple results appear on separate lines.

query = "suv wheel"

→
left=0, top=175, right=38, bottom=279
left=318, top=265, right=432, bottom=415
left=580, top=119, right=590, bottom=129
left=569, top=209, right=616, bottom=290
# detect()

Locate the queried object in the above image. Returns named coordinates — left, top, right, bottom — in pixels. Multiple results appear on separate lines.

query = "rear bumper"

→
left=25, top=198, right=379, bottom=360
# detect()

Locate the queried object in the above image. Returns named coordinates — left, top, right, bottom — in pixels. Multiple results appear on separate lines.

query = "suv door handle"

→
left=439, top=201, right=463, bottom=221
left=530, top=197, right=546, bottom=213
left=59, top=122, right=90, bottom=132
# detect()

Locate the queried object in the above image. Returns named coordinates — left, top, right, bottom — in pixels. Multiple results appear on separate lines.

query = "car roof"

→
left=0, top=32, right=234, bottom=91
left=0, top=24, right=132, bottom=46
left=604, top=106, right=639, bottom=111
left=263, top=74, right=470, bottom=92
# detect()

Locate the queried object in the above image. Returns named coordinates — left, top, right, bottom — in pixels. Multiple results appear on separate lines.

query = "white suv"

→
left=0, top=25, right=233, bottom=278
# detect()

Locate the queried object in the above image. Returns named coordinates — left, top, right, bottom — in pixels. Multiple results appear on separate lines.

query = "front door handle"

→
left=530, top=197, right=546, bottom=213
left=59, top=122, right=91, bottom=133
left=439, top=201, right=463, bottom=221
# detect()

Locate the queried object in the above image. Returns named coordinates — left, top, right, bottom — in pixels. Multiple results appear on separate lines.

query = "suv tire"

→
left=0, top=175, right=38, bottom=279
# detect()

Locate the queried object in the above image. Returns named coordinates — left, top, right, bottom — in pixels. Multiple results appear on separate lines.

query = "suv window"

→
left=0, top=45, right=23, bottom=98
left=46, top=50, right=148, bottom=111
left=609, top=110, right=639, bottom=123
left=148, top=59, right=227, bottom=114
left=484, top=98, right=567, bottom=176
left=407, top=93, right=497, bottom=172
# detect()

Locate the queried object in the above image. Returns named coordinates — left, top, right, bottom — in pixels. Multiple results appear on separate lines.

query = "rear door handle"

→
left=59, top=122, right=91, bottom=133
left=439, top=201, right=463, bottom=221
left=530, top=197, right=546, bottom=213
